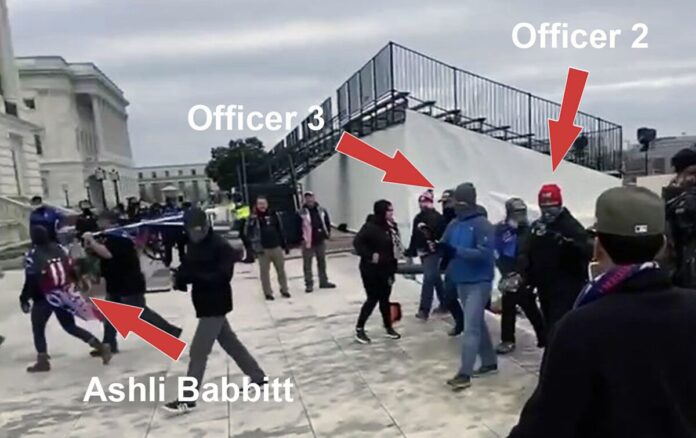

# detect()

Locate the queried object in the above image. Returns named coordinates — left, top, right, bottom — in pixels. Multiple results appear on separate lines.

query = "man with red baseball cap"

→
left=521, top=184, right=592, bottom=335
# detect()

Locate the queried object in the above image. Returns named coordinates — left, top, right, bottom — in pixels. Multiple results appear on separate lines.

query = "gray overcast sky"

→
left=7, top=0, right=696, bottom=166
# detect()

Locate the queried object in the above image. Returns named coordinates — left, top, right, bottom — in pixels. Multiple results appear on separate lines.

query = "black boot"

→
left=27, top=353, right=51, bottom=373
left=88, top=339, right=113, bottom=365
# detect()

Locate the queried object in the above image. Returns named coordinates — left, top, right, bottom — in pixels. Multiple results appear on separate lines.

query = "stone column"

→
left=0, top=0, right=22, bottom=103
left=91, top=95, right=107, bottom=157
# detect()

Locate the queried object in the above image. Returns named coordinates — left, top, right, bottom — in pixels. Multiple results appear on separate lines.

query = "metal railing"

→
left=257, top=41, right=623, bottom=182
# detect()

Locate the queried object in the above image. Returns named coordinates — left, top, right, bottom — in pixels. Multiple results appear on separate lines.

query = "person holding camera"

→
left=494, top=198, right=546, bottom=354
left=526, top=184, right=591, bottom=335
left=406, top=190, right=448, bottom=320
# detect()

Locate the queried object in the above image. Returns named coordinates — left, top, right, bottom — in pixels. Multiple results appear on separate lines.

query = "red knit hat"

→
left=418, top=190, right=435, bottom=204
left=538, top=184, right=563, bottom=207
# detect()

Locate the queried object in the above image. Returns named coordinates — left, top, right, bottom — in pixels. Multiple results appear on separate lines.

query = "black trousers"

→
left=500, top=287, right=546, bottom=345
left=102, top=293, right=180, bottom=349
left=31, top=299, right=96, bottom=354
left=163, top=237, right=186, bottom=267
left=537, top=284, right=582, bottom=337
left=443, top=276, right=464, bottom=332
left=356, top=265, right=393, bottom=330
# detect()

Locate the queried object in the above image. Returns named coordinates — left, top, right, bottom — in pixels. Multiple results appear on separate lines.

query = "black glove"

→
left=171, top=268, right=190, bottom=292
left=437, top=241, right=456, bottom=259
left=20, top=299, right=31, bottom=314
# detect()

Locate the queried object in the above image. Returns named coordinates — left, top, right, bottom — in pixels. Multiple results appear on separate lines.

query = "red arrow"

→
left=90, top=298, right=186, bottom=361
left=549, top=67, right=590, bottom=171
left=335, top=132, right=433, bottom=188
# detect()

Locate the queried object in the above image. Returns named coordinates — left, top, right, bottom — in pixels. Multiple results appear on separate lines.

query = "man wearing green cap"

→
left=509, top=186, right=696, bottom=437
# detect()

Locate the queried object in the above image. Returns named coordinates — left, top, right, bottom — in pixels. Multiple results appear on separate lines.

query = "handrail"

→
left=260, top=41, right=623, bottom=181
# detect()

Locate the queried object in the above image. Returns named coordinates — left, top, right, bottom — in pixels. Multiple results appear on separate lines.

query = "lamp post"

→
left=109, top=169, right=121, bottom=206
left=62, top=184, right=70, bottom=208
left=94, top=167, right=107, bottom=210
left=84, top=181, right=92, bottom=205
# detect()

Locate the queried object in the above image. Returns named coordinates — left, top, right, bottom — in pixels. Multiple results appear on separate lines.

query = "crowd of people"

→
left=346, top=149, right=696, bottom=436
left=5, top=148, right=696, bottom=434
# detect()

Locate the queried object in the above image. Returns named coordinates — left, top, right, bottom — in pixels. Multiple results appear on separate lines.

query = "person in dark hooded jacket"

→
left=165, top=208, right=266, bottom=414
left=20, top=225, right=111, bottom=372
left=525, top=184, right=591, bottom=335
left=406, top=190, right=447, bottom=319
left=353, top=200, right=403, bottom=344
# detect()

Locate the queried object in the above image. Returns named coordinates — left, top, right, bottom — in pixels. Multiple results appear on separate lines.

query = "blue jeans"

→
left=457, top=282, right=497, bottom=376
left=418, top=254, right=445, bottom=313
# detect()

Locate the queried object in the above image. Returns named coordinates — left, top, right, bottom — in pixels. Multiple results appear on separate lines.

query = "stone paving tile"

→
left=0, top=253, right=543, bottom=437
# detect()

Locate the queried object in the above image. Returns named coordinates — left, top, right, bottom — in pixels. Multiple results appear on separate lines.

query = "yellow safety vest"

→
left=235, top=205, right=250, bottom=220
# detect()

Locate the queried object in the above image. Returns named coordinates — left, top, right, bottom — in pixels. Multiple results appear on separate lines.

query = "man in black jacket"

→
left=244, top=196, right=290, bottom=299
left=165, top=208, right=266, bottom=414
left=85, top=211, right=182, bottom=355
left=663, top=148, right=696, bottom=288
left=509, top=185, right=696, bottom=438
left=406, top=190, right=447, bottom=319
left=526, top=184, right=591, bottom=334
left=75, top=200, right=98, bottom=238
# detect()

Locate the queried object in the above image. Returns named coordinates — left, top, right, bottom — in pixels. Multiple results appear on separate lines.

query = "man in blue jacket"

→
left=440, top=183, right=498, bottom=391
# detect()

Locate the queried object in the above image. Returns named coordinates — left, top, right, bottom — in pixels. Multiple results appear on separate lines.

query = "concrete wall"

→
left=0, top=118, right=42, bottom=197
left=302, top=110, right=621, bottom=236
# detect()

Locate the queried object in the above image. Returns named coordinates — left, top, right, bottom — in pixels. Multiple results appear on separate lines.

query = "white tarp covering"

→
left=302, top=110, right=620, bottom=236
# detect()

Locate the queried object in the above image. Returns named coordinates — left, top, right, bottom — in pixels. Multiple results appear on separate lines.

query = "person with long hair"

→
left=353, top=200, right=403, bottom=344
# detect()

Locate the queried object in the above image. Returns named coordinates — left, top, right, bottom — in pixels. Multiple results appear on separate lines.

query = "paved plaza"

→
left=0, top=253, right=543, bottom=437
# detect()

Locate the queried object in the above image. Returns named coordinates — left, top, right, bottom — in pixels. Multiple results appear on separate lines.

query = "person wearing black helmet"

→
left=494, top=198, right=546, bottom=354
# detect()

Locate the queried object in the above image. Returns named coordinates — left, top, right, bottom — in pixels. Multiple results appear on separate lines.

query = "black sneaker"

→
left=447, top=328, right=463, bottom=337
left=0, top=335, right=5, bottom=347
left=305, top=286, right=314, bottom=293
left=319, top=282, right=336, bottom=289
left=415, top=310, right=429, bottom=321
left=446, top=374, right=471, bottom=391
left=265, top=295, right=275, bottom=301
left=281, top=291, right=291, bottom=298
left=472, top=364, right=499, bottom=378
left=355, top=328, right=371, bottom=344
left=162, top=400, right=197, bottom=414
left=90, top=345, right=120, bottom=357
left=432, top=306, right=448, bottom=315
left=385, top=328, right=401, bottom=340
left=496, top=342, right=515, bottom=355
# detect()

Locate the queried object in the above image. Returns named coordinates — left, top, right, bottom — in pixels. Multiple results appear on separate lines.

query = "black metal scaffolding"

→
left=254, top=42, right=623, bottom=183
